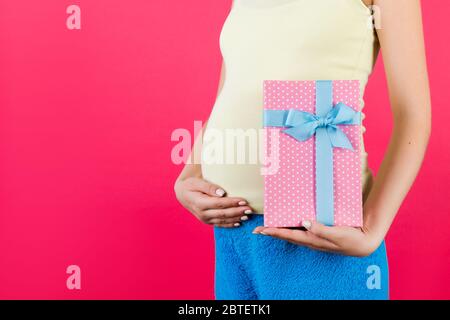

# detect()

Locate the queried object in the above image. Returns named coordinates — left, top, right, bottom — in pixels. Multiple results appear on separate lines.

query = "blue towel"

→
left=214, top=214, right=389, bottom=300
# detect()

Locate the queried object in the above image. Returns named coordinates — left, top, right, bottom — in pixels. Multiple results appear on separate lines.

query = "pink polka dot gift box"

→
left=263, top=80, right=363, bottom=228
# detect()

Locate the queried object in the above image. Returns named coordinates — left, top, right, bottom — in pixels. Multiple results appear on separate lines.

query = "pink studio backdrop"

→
left=0, top=0, right=448, bottom=299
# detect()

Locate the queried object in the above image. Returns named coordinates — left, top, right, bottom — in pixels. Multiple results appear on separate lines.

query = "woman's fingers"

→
left=206, top=204, right=254, bottom=228
left=301, top=220, right=345, bottom=244
left=184, top=178, right=251, bottom=210
left=194, top=192, right=251, bottom=211
left=253, top=227, right=340, bottom=251
left=177, top=177, right=254, bottom=228
left=209, top=215, right=248, bottom=226
left=206, top=206, right=251, bottom=224
left=254, top=227, right=311, bottom=244
left=214, top=222, right=241, bottom=228
left=185, top=177, right=227, bottom=197
left=180, top=177, right=256, bottom=227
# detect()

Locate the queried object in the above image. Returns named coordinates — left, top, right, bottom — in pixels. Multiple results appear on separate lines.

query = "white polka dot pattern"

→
left=263, top=80, right=363, bottom=227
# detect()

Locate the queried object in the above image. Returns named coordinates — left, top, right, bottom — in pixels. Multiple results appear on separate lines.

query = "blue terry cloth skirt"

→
left=214, top=214, right=389, bottom=300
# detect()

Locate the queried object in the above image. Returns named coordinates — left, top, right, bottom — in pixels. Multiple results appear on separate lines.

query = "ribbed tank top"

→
left=201, top=0, right=379, bottom=213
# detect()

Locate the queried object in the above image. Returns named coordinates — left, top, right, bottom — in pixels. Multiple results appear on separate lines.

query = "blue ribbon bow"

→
left=263, top=81, right=361, bottom=226
left=264, top=102, right=361, bottom=150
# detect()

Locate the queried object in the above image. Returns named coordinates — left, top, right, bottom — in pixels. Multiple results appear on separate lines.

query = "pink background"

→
left=0, top=0, right=448, bottom=299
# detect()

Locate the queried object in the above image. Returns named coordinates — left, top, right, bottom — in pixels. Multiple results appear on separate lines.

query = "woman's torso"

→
left=201, top=0, right=379, bottom=213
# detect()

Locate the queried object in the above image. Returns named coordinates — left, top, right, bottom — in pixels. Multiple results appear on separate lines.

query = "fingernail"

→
left=253, top=228, right=266, bottom=235
left=215, top=188, right=225, bottom=197
left=240, top=216, right=249, bottom=221
left=234, top=223, right=240, bottom=227
left=244, top=209, right=252, bottom=215
left=238, top=201, right=247, bottom=206
left=302, top=220, right=312, bottom=230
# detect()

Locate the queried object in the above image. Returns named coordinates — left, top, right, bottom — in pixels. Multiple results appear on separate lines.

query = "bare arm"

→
left=361, top=0, right=431, bottom=239
left=254, top=0, right=431, bottom=256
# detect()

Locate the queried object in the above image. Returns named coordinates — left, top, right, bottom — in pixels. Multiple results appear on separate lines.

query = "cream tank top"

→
left=201, top=0, right=379, bottom=214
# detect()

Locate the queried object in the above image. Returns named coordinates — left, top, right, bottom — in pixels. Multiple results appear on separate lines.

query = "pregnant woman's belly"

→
left=201, top=79, right=374, bottom=214
left=201, top=85, right=266, bottom=213
left=201, top=0, right=379, bottom=213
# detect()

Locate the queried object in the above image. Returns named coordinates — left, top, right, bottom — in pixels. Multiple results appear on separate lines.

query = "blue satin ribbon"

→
left=263, top=81, right=361, bottom=226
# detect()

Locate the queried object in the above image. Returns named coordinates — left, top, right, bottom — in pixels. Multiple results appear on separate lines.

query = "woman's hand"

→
left=175, top=177, right=253, bottom=228
left=253, top=221, right=383, bottom=257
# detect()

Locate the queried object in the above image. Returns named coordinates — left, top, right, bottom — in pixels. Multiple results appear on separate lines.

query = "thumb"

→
left=191, top=178, right=226, bottom=197
left=302, top=220, right=339, bottom=240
